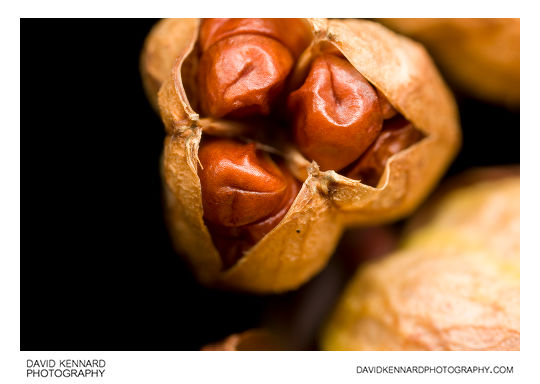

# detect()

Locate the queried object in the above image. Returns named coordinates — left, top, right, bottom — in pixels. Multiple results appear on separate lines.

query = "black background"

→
left=21, top=19, right=519, bottom=350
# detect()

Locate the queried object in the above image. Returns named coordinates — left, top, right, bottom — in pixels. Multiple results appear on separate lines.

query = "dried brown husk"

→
left=143, top=19, right=460, bottom=293
left=377, top=18, right=520, bottom=108
left=321, top=175, right=520, bottom=350
left=140, top=18, right=200, bottom=111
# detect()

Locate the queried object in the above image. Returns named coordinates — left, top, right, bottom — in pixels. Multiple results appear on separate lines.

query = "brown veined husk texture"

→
left=321, top=175, right=520, bottom=350
left=142, top=19, right=461, bottom=293
left=377, top=18, right=520, bottom=108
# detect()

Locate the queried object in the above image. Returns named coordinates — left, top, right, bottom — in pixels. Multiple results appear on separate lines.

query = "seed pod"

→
left=201, top=329, right=285, bottom=351
left=142, top=19, right=460, bottom=293
left=197, top=18, right=310, bottom=118
left=344, top=116, right=425, bottom=186
left=287, top=54, right=383, bottom=171
left=198, top=138, right=300, bottom=268
left=198, top=35, right=294, bottom=118
left=322, top=174, right=519, bottom=350
left=377, top=18, right=520, bottom=108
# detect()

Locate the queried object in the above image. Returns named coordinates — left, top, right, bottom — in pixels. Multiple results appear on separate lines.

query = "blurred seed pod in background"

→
left=377, top=19, right=520, bottom=108
left=322, top=169, right=519, bottom=350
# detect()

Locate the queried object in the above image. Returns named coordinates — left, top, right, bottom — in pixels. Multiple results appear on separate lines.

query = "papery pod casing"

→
left=141, top=19, right=461, bottom=293
left=402, top=167, right=520, bottom=260
left=140, top=18, right=200, bottom=111
left=377, top=18, right=520, bottom=108
left=322, top=174, right=520, bottom=350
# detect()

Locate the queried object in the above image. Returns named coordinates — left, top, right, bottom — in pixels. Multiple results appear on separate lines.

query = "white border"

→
left=18, top=351, right=523, bottom=383
left=9, top=0, right=525, bottom=18
left=3, top=1, right=539, bottom=382
left=0, top=11, right=21, bottom=384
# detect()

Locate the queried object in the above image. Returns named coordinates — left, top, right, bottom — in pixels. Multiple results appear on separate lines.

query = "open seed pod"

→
left=322, top=174, right=519, bottom=350
left=141, top=19, right=460, bottom=293
left=377, top=19, right=520, bottom=108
